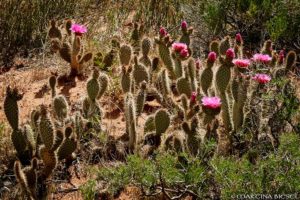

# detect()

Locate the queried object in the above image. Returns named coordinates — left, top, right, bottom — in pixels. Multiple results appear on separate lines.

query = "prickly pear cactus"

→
left=57, top=127, right=77, bottom=160
left=87, top=69, right=100, bottom=102
left=210, top=40, right=219, bottom=54
left=219, top=36, right=231, bottom=56
left=139, top=37, right=152, bottom=67
left=49, top=75, right=57, bottom=97
left=121, top=66, right=132, bottom=93
left=53, top=95, right=69, bottom=121
left=136, top=81, right=147, bottom=116
left=125, top=94, right=137, bottom=152
left=119, top=44, right=132, bottom=66
left=4, top=86, right=23, bottom=130
left=133, top=56, right=149, bottom=86
left=154, top=109, right=170, bottom=135
left=177, top=77, right=192, bottom=97
left=39, top=145, right=57, bottom=179
left=39, top=105, right=55, bottom=150
left=97, top=73, right=109, bottom=99
left=155, top=35, right=176, bottom=78
left=201, top=59, right=215, bottom=95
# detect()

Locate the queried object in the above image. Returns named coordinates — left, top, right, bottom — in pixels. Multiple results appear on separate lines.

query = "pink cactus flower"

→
left=208, top=52, right=217, bottom=62
left=180, top=48, right=189, bottom=58
left=190, top=92, right=197, bottom=103
left=172, top=42, right=187, bottom=53
left=235, top=33, right=242, bottom=43
left=159, top=27, right=167, bottom=37
left=195, top=58, right=202, bottom=69
left=252, top=74, right=271, bottom=84
left=201, top=96, right=221, bottom=109
left=181, top=20, right=188, bottom=29
left=232, top=59, right=251, bottom=68
left=226, top=48, right=235, bottom=59
left=252, top=53, right=272, bottom=64
left=70, top=24, right=87, bottom=36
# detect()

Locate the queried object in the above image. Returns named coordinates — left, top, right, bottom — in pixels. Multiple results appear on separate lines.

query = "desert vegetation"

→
left=0, top=1, right=300, bottom=200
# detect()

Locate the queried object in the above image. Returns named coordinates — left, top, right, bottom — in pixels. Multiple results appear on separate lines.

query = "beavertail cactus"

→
left=14, top=158, right=38, bottom=199
left=154, top=109, right=170, bottom=135
left=179, top=21, right=193, bottom=46
left=285, top=50, right=297, bottom=71
left=155, top=33, right=176, bottom=78
left=39, top=105, right=55, bottom=150
left=136, top=81, right=147, bottom=117
left=261, top=40, right=272, bottom=56
left=97, top=73, right=109, bottom=99
left=57, top=127, right=77, bottom=160
left=139, top=37, right=152, bottom=67
left=125, top=94, right=137, bottom=152
left=119, top=44, right=132, bottom=66
left=4, top=87, right=23, bottom=130
left=49, top=75, right=57, bottom=97
left=121, top=65, right=132, bottom=93
left=201, top=52, right=216, bottom=95
left=210, top=40, right=219, bottom=54
left=182, top=117, right=200, bottom=156
left=219, top=36, right=231, bottom=56
left=133, top=56, right=149, bottom=86
left=53, top=95, right=69, bottom=121
left=48, top=20, right=62, bottom=39
left=87, top=69, right=100, bottom=102
left=176, top=76, right=192, bottom=97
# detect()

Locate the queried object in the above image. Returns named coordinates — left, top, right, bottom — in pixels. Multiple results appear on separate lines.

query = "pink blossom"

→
left=181, top=20, right=188, bottom=29
left=190, top=92, right=197, bottom=103
left=232, top=59, right=251, bottom=68
left=159, top=27, right=167, bottom=37
left=201, top=96, right=221, bottom=109
left=236, top=33, right=242, bottom=43
left=252, top=53, right=272, bottom=64
left=208, top=52, right=217, bottom=62
left=252, top=74, right=271, bottom=84
left=226, top=48, right=235, bottom=59
left=70, top=24, right=87, bottom=36
left=172, top=42, right=187, bottom=53
left=180, top=48, right=189, bottom=58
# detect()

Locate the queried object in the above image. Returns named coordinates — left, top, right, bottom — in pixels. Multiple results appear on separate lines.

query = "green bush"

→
left=211, top=132, right=300, bottom=199
left=184, top=0, right=300, bottom=48
left=89, top=133, right=300, bottom=199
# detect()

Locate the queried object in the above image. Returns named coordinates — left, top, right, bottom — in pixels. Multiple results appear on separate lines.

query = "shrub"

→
left=211, top=132, right=300, bottom=198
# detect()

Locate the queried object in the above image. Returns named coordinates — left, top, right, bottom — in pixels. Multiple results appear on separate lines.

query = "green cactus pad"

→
left=133, top=57, right=149, bottom=85
left=119, top=44, right=132, bottom=66
left=176, top=77, right=192, bottom=97
left=97, top=73, right=109, bottom=99
left=219, top=36, right=231, bottom=56
left=39, top=106, right=55, bottom=149
left=4, top=87, right=23, bottom=130
left=87, top=71, right=100, bottom=101
left=53, top=95, right=68, bottom=121
left=154, top=109, right=170, bottom=135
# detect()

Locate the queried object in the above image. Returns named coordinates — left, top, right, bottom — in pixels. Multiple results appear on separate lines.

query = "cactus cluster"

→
left=48, top=20, right=92, bottom=77
left=3, top=85, right=81, bottom=199
left=4, top=18, right=299, bottom=199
